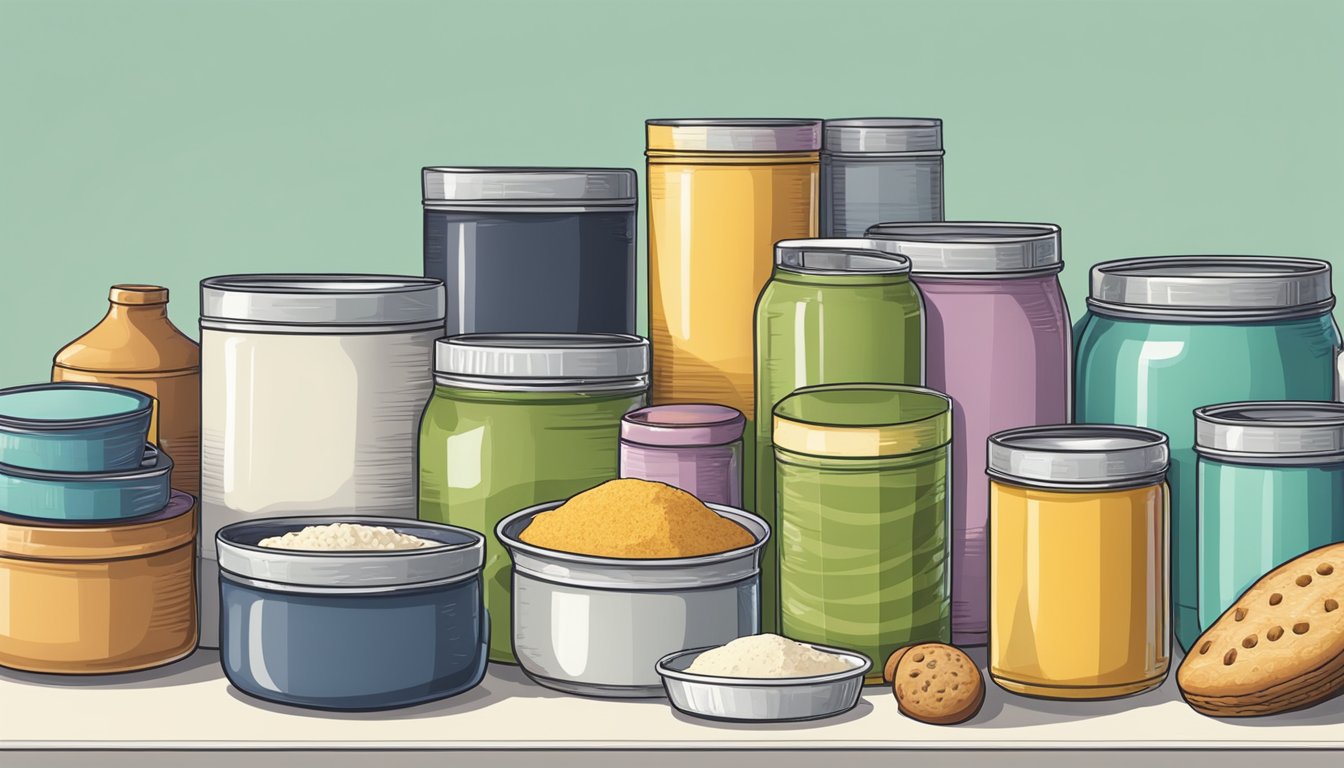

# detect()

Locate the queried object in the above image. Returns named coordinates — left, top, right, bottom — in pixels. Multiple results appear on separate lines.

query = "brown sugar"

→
left=519, top=478, right=755, bottom=558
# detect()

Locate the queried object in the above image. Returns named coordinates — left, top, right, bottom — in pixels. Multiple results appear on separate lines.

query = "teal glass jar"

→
left=773, top=384, right=951, bottom=683
left=754, top=239, right=923, bottom=634
left=1195, top=401, right=1344, bottom=632
left=418, top=333, right=649, bottom=663
left=1074, top=256, right=1340, bottom=651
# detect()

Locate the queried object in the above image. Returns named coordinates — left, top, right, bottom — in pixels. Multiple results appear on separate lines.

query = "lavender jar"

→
left=619, top=404, right=745, bottom=505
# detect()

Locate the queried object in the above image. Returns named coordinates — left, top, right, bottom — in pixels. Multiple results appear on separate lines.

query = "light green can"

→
left=773, top=384, right=951, bottom=684
left=754, top=238, right=923, bottom=634
left=418, top=333, right=649, bottom=663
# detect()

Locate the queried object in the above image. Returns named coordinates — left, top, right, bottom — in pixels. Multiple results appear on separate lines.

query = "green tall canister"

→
left=754, top=239, right=923, bottom=633
left=418, top=333, right=650, bottom=663
left=773, top=384, right=951, bottom=683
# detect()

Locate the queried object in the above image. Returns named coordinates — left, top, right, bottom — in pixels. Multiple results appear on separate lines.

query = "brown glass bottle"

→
left=53, top=285, right=201, bottom=496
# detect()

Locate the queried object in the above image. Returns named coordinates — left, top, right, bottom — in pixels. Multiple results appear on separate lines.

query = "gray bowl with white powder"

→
left=656, top=642, right=871, bottom=722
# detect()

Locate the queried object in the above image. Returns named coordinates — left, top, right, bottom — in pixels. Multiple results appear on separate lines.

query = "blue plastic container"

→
left=1195, top=401, right=1344, bottom=632
left=1074, top=256, right=1340, bottom=651
left=0, top=444, right=172, bottom=521
left=216, top=516, right=488, bottom=711
left=0, top=383, right=153, bottom=473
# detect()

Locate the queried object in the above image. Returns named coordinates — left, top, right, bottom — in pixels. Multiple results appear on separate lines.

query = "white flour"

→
left=686, top=634, right=852, bottom=678
left=259, top=522, right=434, bottom=551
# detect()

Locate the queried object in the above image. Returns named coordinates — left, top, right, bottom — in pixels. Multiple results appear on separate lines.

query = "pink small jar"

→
left=619, top=404, right=745, bottom=506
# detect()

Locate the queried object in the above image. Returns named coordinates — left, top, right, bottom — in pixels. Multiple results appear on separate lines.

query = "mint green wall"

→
left=2, top=0, right=1340, bottom=387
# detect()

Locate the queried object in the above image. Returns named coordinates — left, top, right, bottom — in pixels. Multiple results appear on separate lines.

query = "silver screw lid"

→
left=1196, top=401, right=1344, bottom=464
left=823, top=118, right=944, bottom=154
left=988, top=424, right=1170, bottom=490
left=216, top=516, right=485, bottom=592
left=435, top=333, right=650, bottom=388
left=1088, top=256, right=1334, bottom=321
left=200, top=274, right=445, bottom=329
left=774, top=238, right=912, bottom=275
left=422, top=167, right=637, bottom=208
left=864, top=222, right=1062, bottom=277
left=646, top=119, right=822, bottom=153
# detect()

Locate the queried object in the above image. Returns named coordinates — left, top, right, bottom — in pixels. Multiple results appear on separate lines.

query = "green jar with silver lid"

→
left=773, top=384, right=951, bottom=684
left=418, top=333, right=650, bottom=663
left=754, top=238, right=923, bottom=635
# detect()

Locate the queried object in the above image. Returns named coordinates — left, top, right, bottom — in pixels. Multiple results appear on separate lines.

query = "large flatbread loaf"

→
left=1178, top=541, right=1344, bottom=717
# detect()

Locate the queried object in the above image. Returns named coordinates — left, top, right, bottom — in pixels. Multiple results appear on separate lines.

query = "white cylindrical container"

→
left=198, top=274, right=444, bottom=647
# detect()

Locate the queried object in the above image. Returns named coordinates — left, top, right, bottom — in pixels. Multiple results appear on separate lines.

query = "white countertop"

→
left=2, top=648, right=1341, bottom=766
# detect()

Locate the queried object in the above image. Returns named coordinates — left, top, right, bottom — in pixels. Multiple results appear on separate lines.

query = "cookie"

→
left=1178, top=541, right=1344, bottom=717
left=883, top=642, right=984, bottom=725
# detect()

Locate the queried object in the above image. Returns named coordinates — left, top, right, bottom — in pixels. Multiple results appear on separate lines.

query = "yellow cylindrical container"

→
left=989, top=425, right=1170, bottom=699
left=646, top=119, right=820, bottom=518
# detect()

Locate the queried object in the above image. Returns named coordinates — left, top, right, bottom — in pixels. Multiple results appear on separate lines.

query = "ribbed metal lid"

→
left=988, top=425, right=1170, bottom=490
left=774, top=238, right=912, bottom=275
left=1196, top=401, right=1344, bottom=462
left=435, top=333, right=650, bottom=381
left=823, top=118, right=943, bottom=154
left=216, top=516, right=485, bottom=591
left=422, top=167, right=637, bottom=207
left=621, top=404, right=746, bottom=448
left=646, top=119, right=822, bottom=153
left=864, top=222, right=1062, bottom=276
left=773, top=384, right=951, bottom=459
left=1088, top=256, right=1334, bottom=319
left=200, top=274, right=445, bottom=328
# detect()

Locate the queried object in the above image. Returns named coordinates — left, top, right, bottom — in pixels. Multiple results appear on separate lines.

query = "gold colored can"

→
left=0, top=491, right=197, bottom=674
left=645, top=119, right=819, bottom=518
left=989, top=425, right=1170, bottom=699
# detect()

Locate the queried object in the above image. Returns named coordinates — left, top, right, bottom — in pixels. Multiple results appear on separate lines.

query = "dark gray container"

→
left=216, top=516, right=487, bottom=712
left=423, top=167, right=638, bottom=335
left=820, top=119, right=945, bottom=237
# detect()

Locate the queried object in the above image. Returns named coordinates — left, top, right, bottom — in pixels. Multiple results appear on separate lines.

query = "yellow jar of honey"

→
left=988, top=425, right=1170, bottom=699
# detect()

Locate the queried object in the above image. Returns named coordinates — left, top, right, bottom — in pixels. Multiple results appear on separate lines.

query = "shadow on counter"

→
left=0, top=650, right=217, bottom=690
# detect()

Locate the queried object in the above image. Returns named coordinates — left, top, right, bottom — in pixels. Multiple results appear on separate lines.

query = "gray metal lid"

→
left=1088, top=256, right=1334, bottom=320
left=988, top=425, right=1170, bottom=490
left=646, top=119, right=822, bottom=153
left=1196, top=401, right=1344, bottom=463
left=435, top=333, right=650, bottom=385
left=200, top=274, right=445, bottom=329
left=422, top=167, right=637, bottom=207
left=864, top=222, right=1062, bottom=276
left=823, top=118, right=943, bottom=154
left=215, top=516, right=484, bottom=593
left=774, top=239, right=912, bottom=275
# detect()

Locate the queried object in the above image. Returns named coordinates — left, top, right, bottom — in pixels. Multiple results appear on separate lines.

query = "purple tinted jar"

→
left=619, top=404, right=746, bottom=506
left=866, top=222, right=1072, bottom=647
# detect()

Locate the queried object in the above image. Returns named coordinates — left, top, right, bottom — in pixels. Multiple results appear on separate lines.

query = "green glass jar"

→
left=773, top=384, right=951, bottom=684
left=418, top=333, right=649, bottom=663
left=754, top=239, right=923, bottom=634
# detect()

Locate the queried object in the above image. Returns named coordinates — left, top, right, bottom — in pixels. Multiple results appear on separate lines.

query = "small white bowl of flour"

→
left=656, top=634, right=871, bottom=722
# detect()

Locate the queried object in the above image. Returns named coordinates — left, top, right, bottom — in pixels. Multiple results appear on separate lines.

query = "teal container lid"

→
left=1088, top=256, right=1334, bottom=321
left=1196, top=401, right=1344, bottom=464
left=0, top=383, right=151, bottom=431
left=772, top=384, right=951, bottom=459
